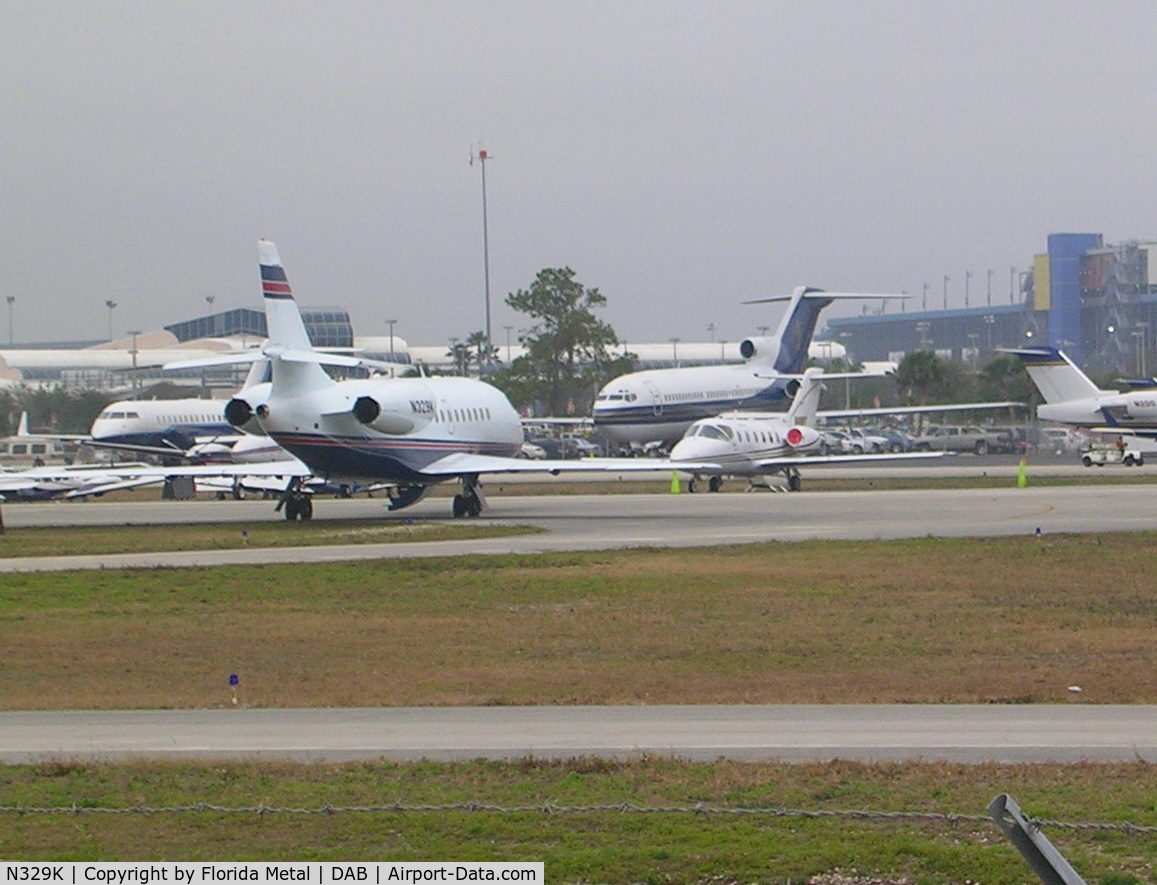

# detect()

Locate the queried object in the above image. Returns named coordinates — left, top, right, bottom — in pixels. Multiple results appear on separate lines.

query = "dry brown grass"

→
left=2, top=533, right=1156, bottom=709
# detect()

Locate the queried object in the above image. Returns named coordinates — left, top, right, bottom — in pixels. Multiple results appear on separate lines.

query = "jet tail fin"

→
left=785, top=367, right=826, bottom=425
left=1002, top=347, right=1108, bottom=403
left=745, top=287, right=906, bottom=374
left=258, top=240, right=334, bottom=396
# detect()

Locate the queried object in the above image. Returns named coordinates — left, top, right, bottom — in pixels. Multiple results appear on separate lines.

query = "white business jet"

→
left=1005, top=346, right=1157, bottom=434
left=163, top=241, right=712, bottom=520
left=668, top=368, right=941, bottom=492
left=592, top=287, right=902, bottom=446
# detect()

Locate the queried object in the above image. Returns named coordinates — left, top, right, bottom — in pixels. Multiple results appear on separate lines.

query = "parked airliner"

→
left=88, top=361, right=273, bottom=459
left=592, top=287, right=902, bottom=445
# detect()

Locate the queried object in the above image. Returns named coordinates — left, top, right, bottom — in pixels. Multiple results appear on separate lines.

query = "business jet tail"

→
left=258, top=240, right=335, bottom=397
left=1002, top=347, right=1107, bottom=404
left=785, top=367, right=826, bottom=426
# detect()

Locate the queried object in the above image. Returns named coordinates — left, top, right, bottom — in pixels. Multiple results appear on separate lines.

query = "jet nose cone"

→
left=670, top=438, right=712, bottom=463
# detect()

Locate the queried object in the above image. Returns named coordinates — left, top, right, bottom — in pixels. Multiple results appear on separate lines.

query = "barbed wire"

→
left=0, top=801, right=1153, bottom=836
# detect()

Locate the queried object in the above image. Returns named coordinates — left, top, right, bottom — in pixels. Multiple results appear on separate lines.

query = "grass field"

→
left=3, top=522, right=1157, bottom=880
left=3, top=533, right=1156, bottom=708
left=1, top=757, right=1154, bottom=882
left=0, top=518, right=540, bottom=557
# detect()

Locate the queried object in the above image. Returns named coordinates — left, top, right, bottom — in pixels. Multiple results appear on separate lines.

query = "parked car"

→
left=1039, top=426, right=1085, bottom=455
left=818, top=429, right=851, bottom=456
left=519, top=441, right=547, bottom=460
left=844, top=428, right=889, bottom=454
left=864, top=426, right=914, bottom=453
left=912, top=425, right=1009, bottom=455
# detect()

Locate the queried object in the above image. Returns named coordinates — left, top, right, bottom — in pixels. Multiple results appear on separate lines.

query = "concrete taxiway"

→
left=2, top=481, right=1156, bottom=572
left=3, top=705, right=1153, bottom=765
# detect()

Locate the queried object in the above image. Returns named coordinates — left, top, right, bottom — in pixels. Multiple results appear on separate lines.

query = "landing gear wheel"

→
left=452, top=494, right=466, bottom=518
left=787, top=470, right=802, bottom=492
left=688, top=478, right=699, bottom=493
left=284, top=496, right=300, bottom=521
left=708, top=476, right=724, bottom=493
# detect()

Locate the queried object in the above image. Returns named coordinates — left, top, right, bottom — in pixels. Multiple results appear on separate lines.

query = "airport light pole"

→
left=385, top=318, right=397, bottom=361
left=104, top=300, right=117, bottom=341
left=471, top=146, right=493, bottom=371
left=128, top=330, right=140, bottom=392
left=5, top=296, right=13, bottom=347
left=1137, top=322, right=1150, bottom=378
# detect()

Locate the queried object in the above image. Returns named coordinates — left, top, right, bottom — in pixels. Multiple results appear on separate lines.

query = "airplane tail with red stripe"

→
left=258, top=240, right=335, bottom=396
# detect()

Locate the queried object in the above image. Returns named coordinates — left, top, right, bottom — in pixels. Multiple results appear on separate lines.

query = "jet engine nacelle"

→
left=223, top=381, right=272, bottom=434
left=784, top=425, right=821, bottom=450
left=350, top=381, right=435, bottom=435
left=739, top=336, right=779, bottom=362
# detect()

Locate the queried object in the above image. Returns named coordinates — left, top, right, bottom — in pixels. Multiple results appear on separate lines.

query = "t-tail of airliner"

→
left=742, top=287, right=906, bottom=373
left=1003, top=347, right=1107, bottom=404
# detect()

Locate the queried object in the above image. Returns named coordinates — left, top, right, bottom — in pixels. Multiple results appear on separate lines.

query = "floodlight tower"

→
left=471, top=146, right=493, bottom=370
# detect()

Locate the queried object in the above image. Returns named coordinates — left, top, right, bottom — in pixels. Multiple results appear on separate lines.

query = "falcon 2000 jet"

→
left=165, top=241, right=714, bottom=520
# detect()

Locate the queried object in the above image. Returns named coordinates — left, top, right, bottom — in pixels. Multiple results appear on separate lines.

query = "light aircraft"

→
left=165, top=240, right=710, bottom=520
left=1005, top=347, right=1157, bottom=435
left=0, top=460, right=170, bottom=501
left=668, top=368, right=941, bottom=492
left=592, top=287, right=902, bottom=445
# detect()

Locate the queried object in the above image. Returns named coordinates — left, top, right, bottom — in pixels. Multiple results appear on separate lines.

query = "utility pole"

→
left=105, top=300, right=117, bottom=341
left=471, top=146, right=493, bottom=371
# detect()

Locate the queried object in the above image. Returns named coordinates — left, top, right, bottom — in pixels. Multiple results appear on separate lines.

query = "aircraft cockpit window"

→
left=699, top=424, right=732, bottom=441
left=126, top=412, right=140, bottom=420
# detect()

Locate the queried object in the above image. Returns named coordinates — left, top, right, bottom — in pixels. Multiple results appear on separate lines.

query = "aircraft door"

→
left=643, top=380, right=663, bottom=417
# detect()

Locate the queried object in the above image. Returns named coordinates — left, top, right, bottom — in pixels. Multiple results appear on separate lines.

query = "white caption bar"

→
left=0, top=864, right=543, bottom=885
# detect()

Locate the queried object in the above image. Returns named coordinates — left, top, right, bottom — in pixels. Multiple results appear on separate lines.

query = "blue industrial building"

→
left=820, top=232, right=1157, bottom=376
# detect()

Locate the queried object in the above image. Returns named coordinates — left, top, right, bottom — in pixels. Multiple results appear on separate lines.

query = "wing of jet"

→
left=818, top=401, right=1024, bottom=420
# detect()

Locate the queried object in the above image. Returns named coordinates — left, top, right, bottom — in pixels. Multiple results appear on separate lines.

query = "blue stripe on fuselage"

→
left=592, top=383, right=791, bottom=427
left=270, top=432, right=518, bottom=481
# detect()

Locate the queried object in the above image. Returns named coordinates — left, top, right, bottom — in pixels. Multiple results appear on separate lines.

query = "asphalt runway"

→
left=4, top=705, right=1154, bottom=765
left=3, top=476, right=1157, bottom=572
left=4, top=464, right=1156, bottom=764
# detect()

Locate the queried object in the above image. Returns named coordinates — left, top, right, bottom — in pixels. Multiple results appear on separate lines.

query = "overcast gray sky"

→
left=4, top=1, right=1156, bottom=349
